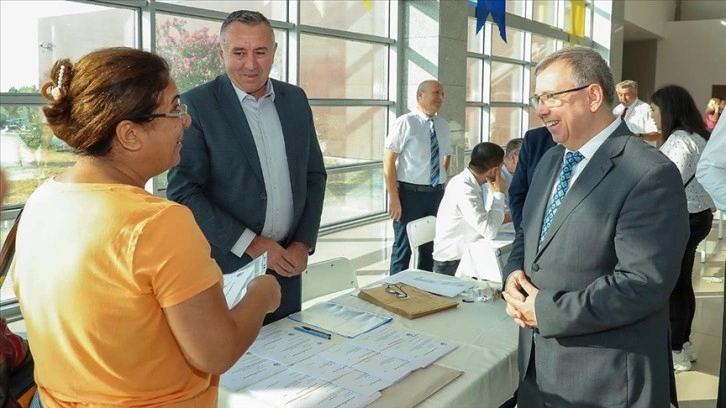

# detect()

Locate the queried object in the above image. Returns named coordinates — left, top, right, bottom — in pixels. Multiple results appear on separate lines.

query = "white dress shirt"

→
left=660, top=129, right=715, bottom=214
left=613, top=98, right=657, bottom=134
left=385, top=110, right=454, bottom=185
left=433, top=168, right=506, bottom=262
left=230, top=80, right=294, bottom=257
left=696, top=117, right=726, bottom=210
left=543, top=119, right=618, bottom=212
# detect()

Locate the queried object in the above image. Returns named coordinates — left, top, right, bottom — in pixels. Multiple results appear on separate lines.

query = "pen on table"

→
left=293, top=326, right=331, bottom=340
left=301, top=326, right=332, bottom=338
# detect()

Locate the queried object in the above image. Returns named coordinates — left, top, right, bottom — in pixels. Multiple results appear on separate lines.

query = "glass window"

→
left=532, top=35, right=558, bottom=63
left=533, top=0, right=557, bottom=26
left=490, top=107, right=521, bottom=145
left=490, top=24, right=525, bottom=60
left=529, top=106, right=543, bottom=130
left=321, top=167, right=384, bottom=225
left=506, top=0, right=526, bottom=18
left=155, top=15, right=223, bottom=93
left=466, top=58, right=483, bottom=102
left=491, top=62, right=524, bottom=103
left=1, top=106, right=74, bottom=208
left=155, top=15, right=286, bottom=93
left=312, top=106, right=386, bottom=163
left=155, top=0, right=286, bottom=21
left=465, top=107, right=482, bottom=151
left=0, top=1, right=137, bottom=93
left=467, top=17, right=484, bottom=54
left=300, top=34, right=387, bottom=100
left=300, top=0, right=388, bottom=37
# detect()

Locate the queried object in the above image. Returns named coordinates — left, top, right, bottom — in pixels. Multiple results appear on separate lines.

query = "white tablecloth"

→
left=219, top=272, right=519, bottom=408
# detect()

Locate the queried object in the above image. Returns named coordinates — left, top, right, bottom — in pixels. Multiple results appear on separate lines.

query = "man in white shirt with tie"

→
left=612, top=80, right=659, bottom=142
left=384, top=80, right=453, bottom=275
left=433, top=142, right=506, bottom=276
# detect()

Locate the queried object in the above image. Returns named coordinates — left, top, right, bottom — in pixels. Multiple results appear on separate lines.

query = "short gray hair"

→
left=535, top=46, right=615, bottom=108
left=220, top=10, right=275, bottom=44
left=417, top=80, right=439, bottom=95
left=616, top=80, right=638, bottom=92
left=505, top=138, right=522, bottom=158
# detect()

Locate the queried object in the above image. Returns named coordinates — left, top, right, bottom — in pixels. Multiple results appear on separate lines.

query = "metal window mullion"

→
left=326, top=161, right=382, bottom=174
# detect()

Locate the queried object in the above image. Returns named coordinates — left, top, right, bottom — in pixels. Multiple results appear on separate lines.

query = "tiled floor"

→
left=311, top=212, right=725, bottom=406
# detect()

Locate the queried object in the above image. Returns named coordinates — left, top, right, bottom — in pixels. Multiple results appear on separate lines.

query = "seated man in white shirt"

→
left=433, top=142, right=506, bottom=276
left=612, top=80, right=659, bottom=142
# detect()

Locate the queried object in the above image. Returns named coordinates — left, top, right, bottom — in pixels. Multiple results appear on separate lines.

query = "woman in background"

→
left=650, top=85, right=715, bottom=373
left=11, top=47, right=280, bottom=407
left=705, top=97, right=721, bottom=131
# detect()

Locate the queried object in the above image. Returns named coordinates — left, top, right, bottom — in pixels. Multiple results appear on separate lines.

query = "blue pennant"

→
left=468, top=0, right=507, bottom=42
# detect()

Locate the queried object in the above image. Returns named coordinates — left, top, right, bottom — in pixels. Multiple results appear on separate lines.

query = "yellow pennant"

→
left=569, top=0, right=586, bottom=45
left=363, top=0, right=372, bottom=11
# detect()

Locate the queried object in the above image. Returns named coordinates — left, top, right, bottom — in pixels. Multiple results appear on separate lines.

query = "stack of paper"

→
left=288, top=301, right=392, bottom=338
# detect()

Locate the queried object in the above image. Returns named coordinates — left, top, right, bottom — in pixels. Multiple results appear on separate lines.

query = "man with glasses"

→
left=167, top=10, right=327, bottom=324
left=502, top=47, right=688, bottom=407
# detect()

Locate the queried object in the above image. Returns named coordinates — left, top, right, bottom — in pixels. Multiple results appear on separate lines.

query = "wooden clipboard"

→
left=357, top=283, right=458, bottom=319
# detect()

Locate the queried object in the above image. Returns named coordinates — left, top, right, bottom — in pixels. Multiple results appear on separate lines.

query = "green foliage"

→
left=156, top=17, right=222, bottom=93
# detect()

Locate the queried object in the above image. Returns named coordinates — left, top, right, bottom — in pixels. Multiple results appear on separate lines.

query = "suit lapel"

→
left=271, top=80, right=298, bottom=187
left=215, top=74, right=264, bottom=184
left=537, top=125, right=630, bottom=254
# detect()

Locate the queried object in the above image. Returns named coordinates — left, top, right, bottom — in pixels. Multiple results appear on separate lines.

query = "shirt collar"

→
left=566, top=118, right=619, bottom=160
left=414, top=109, right=436, bottom=121
left=231, top=79, right=275, bottom=103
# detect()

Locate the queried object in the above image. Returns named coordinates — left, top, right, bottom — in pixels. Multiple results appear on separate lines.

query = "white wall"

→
left=655, top=19, right=726, bottom=109
left=624, top=0, right=675, bottom=38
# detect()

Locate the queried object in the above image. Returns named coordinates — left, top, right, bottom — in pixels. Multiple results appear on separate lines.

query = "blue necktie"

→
left=539, top=151, right=584, bottom=247
left=429, top=118, right=440, bottom=186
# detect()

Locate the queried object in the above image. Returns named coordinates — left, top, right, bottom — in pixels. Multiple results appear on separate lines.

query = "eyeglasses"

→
left=139, top=104, right=188, bottom=121
left=385, top=284, right=408, bottom=299
left=529, top=84, right=592, bottom=108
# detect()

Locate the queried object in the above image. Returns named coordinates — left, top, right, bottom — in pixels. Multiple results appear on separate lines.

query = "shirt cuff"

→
left=231, top=229, right=256, bottom=258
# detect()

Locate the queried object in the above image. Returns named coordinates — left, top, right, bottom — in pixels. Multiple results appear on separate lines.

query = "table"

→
left=455, top=224, right=516, bottom=283
left=219, top=271, right=519, bottom=408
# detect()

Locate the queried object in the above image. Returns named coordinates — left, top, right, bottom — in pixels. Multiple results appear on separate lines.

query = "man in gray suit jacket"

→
left=167, top=10, right=326, bottom=324
left=502, top=47, right=689, bottom=407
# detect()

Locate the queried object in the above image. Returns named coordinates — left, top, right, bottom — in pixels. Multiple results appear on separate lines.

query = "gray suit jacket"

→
left=503, top=124, right=689, bottom=407
left=167, top=75, right=327, bottom=275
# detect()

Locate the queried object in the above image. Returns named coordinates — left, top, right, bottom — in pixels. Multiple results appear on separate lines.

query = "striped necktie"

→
left=429, top=118, right=440, bottom=186
left=539, top=151, right=584, bottom=247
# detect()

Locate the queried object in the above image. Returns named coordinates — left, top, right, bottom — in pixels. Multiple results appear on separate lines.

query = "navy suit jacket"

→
left=508, top=126, right=556, bottom=232
left=167, top=75, right=327, bottom=275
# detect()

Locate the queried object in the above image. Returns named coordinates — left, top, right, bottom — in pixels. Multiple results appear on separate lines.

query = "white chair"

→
left=406, top=215, right=436, bottom=269
left=301, top=257, right=359, bottom=306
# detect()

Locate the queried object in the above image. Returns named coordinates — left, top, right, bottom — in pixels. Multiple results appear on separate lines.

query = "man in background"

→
left=696, top=114, right=726, bottom=407
left=483, top=138, right=521, bottom=217
left=433, top=142, right=506, bottom=276
left=167, top=10, right=327, bottom=324
left=613, top=80, right=659, bottom=141
left=384, top=80, right=452, bottom=275
left=508, top=126, right=555, bottom=232
left=503, top=47, right=687, bottom=407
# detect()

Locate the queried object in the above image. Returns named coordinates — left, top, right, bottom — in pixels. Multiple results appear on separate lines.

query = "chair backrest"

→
left=301, top=257, right=359, bottom=304
left=406, top=215, right=437, bottom=267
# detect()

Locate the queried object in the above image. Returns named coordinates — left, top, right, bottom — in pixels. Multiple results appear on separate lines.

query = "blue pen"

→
left=293, top=326, right=331, bottom=340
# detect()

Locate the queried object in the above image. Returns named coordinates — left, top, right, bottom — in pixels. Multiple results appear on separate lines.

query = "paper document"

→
left=288, top=301, right=392, bottom=338
left=353, top=353, right=418, bottom=383
left=285, top=381, right=381, bottom=408
left=246, top=369, right=325, bottom=406
left=380, top=334, right=457, bottom=368
left=320, top=343, right=379, bottom=366
left=249, top=328, right=335, bottom=366
left=221, top=352, right=286, bottom=391
left=349, top=326, right=415, bottom=352
left=223, top=252, right=267, bottom=308
left=382, top=269, right=474, bottom=298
